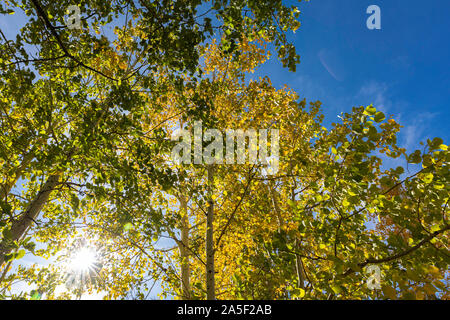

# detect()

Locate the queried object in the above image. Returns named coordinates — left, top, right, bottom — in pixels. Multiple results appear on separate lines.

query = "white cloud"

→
left=356, top=81, right=391, bottom=113
left=318, top=49, right=344, bottom=82
left=295, top=74, right=327, bottom=100
left=354, top=82, right=439, bottom=156
left=401, top=112, right=438, bottom=152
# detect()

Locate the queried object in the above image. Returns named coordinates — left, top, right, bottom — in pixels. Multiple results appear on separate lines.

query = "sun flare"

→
left=69, top=247, right=97, bottom=272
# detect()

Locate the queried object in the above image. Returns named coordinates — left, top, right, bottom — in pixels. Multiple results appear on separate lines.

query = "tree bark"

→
left=178, top=192, right=191, bottom=299
left=206, top=165, right=215, bottom=300
left=1, top=149, right=35, bottom=201
left=0, top=175, right=59, bottom=266
left=268, top=181, right=282, bottom=230
left=291, top=183, right=306, bottom=290
left=294, top=239, right=305, bottom=289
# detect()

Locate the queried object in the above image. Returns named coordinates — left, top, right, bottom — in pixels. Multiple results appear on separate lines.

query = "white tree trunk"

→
left=0, top=175, right=59, bottom=266
left=178, top=193, right=191, bottom=299
left=206, top=165, right=215, bottom=300
left=295, top=239, right=305, bottom=289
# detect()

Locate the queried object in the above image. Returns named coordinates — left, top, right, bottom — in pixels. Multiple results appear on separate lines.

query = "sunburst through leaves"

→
left=62, top=240, right=103, bottom=298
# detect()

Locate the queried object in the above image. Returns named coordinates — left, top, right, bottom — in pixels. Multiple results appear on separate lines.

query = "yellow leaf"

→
left=427, top=265, right=441, bottom=278
left=382, top=285, right=397, bottom=300
left=297, top=288, right=305, bottom=298
left=119, top=61, right=128, bottom=70
left=423, top=283, right=437, bottom=295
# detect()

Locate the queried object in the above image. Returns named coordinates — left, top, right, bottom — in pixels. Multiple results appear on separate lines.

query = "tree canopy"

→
left=0, top=0, right=448, bottom=300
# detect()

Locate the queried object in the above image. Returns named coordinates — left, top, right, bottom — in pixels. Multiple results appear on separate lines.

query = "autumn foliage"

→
left=0, top=0, right=448, bottom=300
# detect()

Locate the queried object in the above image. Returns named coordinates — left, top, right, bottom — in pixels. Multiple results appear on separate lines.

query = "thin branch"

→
left=30, top=0, right=118, bottom=81
left=341, top=225, right=450, bottom=277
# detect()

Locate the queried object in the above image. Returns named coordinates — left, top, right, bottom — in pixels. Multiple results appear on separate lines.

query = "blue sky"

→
left=255, top=0, right=450, bottom=153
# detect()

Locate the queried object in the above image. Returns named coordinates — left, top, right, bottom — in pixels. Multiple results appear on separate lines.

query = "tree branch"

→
left=342, top=225, right=450, bottom=277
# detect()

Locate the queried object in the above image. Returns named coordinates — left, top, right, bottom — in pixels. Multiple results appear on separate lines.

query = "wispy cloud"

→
left=401, top=112, right=438, bottom=151
left=390, top=55, right=411, bottom=70
left=318, top=49, right=344, bottom=82
left=354, top=81, right=439, bottom=152
left=356, top=81, right=391, bottom=113
left=295, top=74, right=327, bottom=100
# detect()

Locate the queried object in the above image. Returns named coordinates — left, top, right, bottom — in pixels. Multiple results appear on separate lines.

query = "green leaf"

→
left=4, top=253, right=14, bottom=262
left=123, top=222, right=134, bottom=231
left=394, top=166, right=404, bottom=175
left=429, top=137, right=444, bottom=150
left=374, top=112, right=385, bottom=123
left=408, top=150, right=422, bottom=164
left=16, top=249, right=26, bottom=260
left=287, top=199, right=296, bottom=208
left=331, top=284, right=342, bottom=294
left=364, top=105, right=377, bottom=116
left=2, top=228, right=12, bottom=240
left=30, top=290, right=41, bottom=300
left=421, top=173, right=434, bottom=184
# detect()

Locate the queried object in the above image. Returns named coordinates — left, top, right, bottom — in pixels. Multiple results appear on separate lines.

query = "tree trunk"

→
left=0, top=175, right=59, bottom=266
left=1, top=149, right=35, bottom=200
left=294, top=239, right=305, bottom=289
left=206, top=165, right=215, bottom=300
left=178, top=193, right=191, bottom=299
left=268, top=181, right=282, bottom=230
left=291, top=184, right=305, bottom=290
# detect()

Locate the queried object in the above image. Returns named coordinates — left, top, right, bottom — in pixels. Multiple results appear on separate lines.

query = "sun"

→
left=62, top=241, right=104, bottom=295
left=69, top=247, right=97, bottom=272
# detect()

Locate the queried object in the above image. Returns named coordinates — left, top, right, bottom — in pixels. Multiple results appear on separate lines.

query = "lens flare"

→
left=64, top=245, right=102, bottom=296
left=69, top=247, right=97, bottom=272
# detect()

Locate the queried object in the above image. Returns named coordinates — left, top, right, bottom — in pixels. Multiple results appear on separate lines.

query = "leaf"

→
left=30, top=290, right=41, bottom=300
left=123, top=222, right=133, bottom=231
left=432, top=281, right=445, bottom=290
left=408, top=150, right=422, bottom=164
left=2, top=228, right=12, bottom=240
left=429, top=137, right=443, bottom=150
left=16, top=249, right=26, bottom=260
left=374, top=112, right=385, bottom=123
left=287, top=199, right=296, bottom=208
left=394, top=166, right=404, bottom=175
left=4, top=253, right=14, bottom=262
left=382, top=285, right=397, bottom=300
left=331, top=284, right=342, bottom=294
left=119, top=61, right=128, bottom=70
left=364, top=105, right=376, bottom=116
left=23, top=241, right=36, bottom=253
left=421, top=173, right=434, bottom=184
left=427, top=265, right=441, bottom=278
left=423, top=283, right=437, bottom=295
